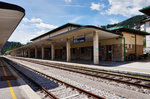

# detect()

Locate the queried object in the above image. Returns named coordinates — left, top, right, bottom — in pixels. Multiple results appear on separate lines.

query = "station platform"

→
left=6, top=56, right=150, bottom=78
left=0, top=58, right=40, bottom=99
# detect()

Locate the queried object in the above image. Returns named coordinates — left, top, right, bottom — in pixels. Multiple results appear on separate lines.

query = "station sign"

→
left=73, top=37, right=85, bottom=43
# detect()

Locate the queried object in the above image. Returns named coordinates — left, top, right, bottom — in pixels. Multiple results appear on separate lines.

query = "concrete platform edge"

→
left=4, top=59, right=41, bottom=99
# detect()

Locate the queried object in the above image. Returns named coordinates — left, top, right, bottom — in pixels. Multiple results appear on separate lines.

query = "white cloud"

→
left=65, top=0, right=72, bottom=3
left=30, top=18, right=42, bottom=23
left=35, top=23, right=57, bottom=30
left=22, top=18, right=30, bottom=22
left=106, top=0, right=150, bottom=17
left=109, top=18, right=119, bottom=24
left=9, top=17, right=57, bottom=44
left=69, top=16, right=82, bottom=23
left=36, top=30, right=49, bottom=35
left=90, top=2, right=105, bottom=11
left=23, top=18, right=43, bottom=23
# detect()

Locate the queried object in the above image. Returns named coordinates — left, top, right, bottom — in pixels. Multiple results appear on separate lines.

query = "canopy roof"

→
left=11, top=25, right=122, bottom=51
left=139, top=6, right=150, bottom=16
left=0, top=1, right=25, bottom=51
left=31, top=23, right=82, bottom=41
left=107, top=26, right=150, bottom=35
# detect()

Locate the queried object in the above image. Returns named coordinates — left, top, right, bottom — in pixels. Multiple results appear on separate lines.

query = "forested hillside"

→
left=102, top=15, right=147, bottom=29
left=1, top=41, right=23, bottom=54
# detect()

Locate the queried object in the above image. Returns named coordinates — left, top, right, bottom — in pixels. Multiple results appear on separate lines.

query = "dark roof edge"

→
left=0, top=1, right=25, bottom=13
left=111, top=27, right=150, bottom=35
left=139, top=6, right=150, bottom=12
left=31, top=23, right=83, bottom=41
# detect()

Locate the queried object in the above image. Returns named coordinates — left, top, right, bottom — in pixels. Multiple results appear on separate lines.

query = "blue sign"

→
left=73, top=37, right=85, bottom=43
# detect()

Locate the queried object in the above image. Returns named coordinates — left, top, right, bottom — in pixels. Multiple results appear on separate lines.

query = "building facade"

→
left=139, top=6, right=150, bottom=53
left=10, top=23, right=149, bottom=64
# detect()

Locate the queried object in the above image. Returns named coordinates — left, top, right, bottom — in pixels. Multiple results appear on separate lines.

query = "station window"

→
left=129, top=44, right=131, bottom=48
left=81, top=47, right=85, bottom=54
left=132, top=44, right=135, bottom=48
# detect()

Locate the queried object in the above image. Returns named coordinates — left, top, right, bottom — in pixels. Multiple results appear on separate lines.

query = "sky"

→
left=2, top=0, right=150, bottom=44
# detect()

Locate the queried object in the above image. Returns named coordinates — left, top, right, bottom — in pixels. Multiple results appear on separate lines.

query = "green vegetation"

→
left=102, top=15, right=147, bottom=29
left=1, top=41, right=24, bottom=55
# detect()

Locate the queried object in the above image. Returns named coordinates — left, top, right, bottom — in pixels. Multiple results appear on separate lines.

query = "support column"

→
left=24, top=49, right=27, bottom=57
left=21, top=50, right=23, bottom=57
left=35, top=47, right=38, bottom=58
left=66, top=39, right=71, bottom=62
left=93, top=31, right=99, bottom=64
left=41, top=46, right=45, bottom=59
left=51, top=43, right=55, bottom=60
left=22, top=49, right=24, bottom=57
left=28, top=49, right=31, bottom=58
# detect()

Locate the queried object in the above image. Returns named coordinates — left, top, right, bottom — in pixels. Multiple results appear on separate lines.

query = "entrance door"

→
left=106, top=45, right=112, bottom=61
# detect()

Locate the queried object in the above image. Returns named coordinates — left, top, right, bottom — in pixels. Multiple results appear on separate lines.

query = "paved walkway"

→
left=0, top=57, right=40, bottom=99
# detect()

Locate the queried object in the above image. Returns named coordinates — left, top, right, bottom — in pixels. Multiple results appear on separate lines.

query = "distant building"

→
left=140, top=17, right=150, bottom=53
left=139, top=6, right=150, bottom=53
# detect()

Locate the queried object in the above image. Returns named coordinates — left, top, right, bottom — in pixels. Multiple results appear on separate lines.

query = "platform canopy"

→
left=0, top=2, right=25, bottom=51
left=11, top=25, right=122, bottom=51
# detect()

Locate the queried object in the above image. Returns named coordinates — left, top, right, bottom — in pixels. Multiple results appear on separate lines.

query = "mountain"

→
left=1, top=41, right=23, bottom=55
left=102, top=15, right=147, bottom=29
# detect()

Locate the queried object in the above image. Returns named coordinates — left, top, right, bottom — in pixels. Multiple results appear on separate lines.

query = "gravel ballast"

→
left=6, top=57, right=150, bottom=99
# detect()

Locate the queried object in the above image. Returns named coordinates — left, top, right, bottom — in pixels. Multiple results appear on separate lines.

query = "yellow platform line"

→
left=0, top=61, right=17, bottom=99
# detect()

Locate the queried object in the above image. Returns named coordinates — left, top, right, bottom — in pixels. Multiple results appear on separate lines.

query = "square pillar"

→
left=41, top=46, right=45, bottom=59
left=51, top=43, right=55, bottom=60
left=66, top=39, right=71, bottom=62
left=25, top=49, right=27, bottom=57
left=35, top=47, right=38, bottom=58
left=22, top=50, right=24, bottom=57
left=28, top=49, right=31, bottom=58
left=93, top=31, right=99, bottom=64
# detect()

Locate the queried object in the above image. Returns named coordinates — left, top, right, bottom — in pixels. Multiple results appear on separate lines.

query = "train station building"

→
left=10, top=23, right=149, bottom=64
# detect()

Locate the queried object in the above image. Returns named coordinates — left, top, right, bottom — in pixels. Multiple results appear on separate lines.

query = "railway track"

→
left=1, top=58, right=58, bottom=99
left=9, top=56, right=150, bottom=90
left=4, top=57, right=105, bottom=99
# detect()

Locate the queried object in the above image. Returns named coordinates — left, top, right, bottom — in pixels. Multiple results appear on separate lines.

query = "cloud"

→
left=30, top=18, right=42, bottom=23
left=109, top=18, right=119, bottom=24
left=35, top=23, right=57, bottom=30
left=90, top=2, right=105, bottom=11
left=23, top=18, right=42, bottom=23
left=9, top=17, right=57, bottom=44
left=106, top=0, right=150, bottom=17
left=37, top=30, right=50, bottom=35
left=65, top=0, right=72, bottom=3
left=69, top=16, right=82, bottom=23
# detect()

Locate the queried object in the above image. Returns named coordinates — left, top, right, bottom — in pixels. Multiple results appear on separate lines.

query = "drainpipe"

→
left=122, top=37, right=126, bottom=61
left=135, top=34, right=137, bottom=58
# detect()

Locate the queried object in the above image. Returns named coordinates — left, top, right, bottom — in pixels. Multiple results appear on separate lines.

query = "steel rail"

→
left=4, top=58, right=105, bottom=99
left=2, top=58, right=58, bottom=99
left=10, top=57, right=150, bottom=90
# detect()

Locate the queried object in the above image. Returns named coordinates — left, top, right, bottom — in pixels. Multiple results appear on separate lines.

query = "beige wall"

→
left=122, top=32, right=144, bottom=45
left=122, top=32, right=144, bottom=60
left=100, top=38, right=122, bottom=45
